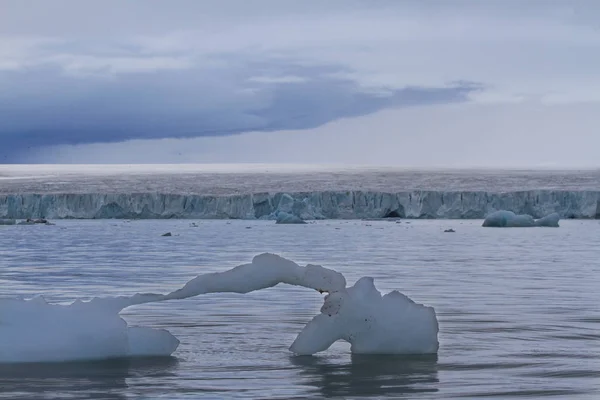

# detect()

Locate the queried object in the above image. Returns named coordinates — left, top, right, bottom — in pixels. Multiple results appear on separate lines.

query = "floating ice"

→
left=0, top=219, right=15, bottom=225
left=482, top=210, right=560, bottom=227
left=289, top=277, right=439, bottom=355
left=275, top=211, right=307, bottom=224
left=0, top=296, right=178, bottom=364
left=162, top=253, right=346, bottom=299
left=162, top=254, right=439, bottom=355
left=482, top=210, right=534, bottom=227
left=534, top=212, right=560, bottom=227
left=0, top=254, right=438, bottom=363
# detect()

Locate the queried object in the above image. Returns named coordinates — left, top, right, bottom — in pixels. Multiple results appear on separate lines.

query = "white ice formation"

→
left=289, top=277, right=438, bottom=355
left=533, top=212, right=561, bottom=227
left=0, top=190, right=598, bottom=220
left=482, top=210, right=560, bottom=227
left=0, top=254, right=438, bottom=363
left=275, top=211, right=307, bottom=224
left=0, top=296, right=179, bottom=363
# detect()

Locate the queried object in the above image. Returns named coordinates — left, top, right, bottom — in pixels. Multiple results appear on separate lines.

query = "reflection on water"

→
left=291, top=354, right=439, bottom=398
left=0, top=355, right=438, bottom=399
left=0, top=357, right=178, bottom=400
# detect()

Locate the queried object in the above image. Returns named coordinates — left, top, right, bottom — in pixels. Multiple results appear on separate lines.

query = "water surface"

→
left=1, top=219, right=599, bottom=399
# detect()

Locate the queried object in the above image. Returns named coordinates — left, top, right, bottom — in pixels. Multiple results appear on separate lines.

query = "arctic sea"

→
left=1, top=219, right=599, bottom=399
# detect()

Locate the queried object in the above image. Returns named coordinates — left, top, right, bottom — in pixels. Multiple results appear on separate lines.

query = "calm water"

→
left=1, top=219, right=599, bottom=399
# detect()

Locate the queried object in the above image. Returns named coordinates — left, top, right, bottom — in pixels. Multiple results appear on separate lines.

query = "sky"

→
left=1, top=0, right=600, bottom=167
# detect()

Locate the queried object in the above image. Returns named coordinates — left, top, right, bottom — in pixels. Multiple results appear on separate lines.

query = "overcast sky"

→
left=2, top=0, right=600, bottom=166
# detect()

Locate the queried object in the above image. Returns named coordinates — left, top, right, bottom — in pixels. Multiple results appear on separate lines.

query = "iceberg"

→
left=0, top=254, right=437, bottom=363
left=534, top=212, right=560, bottom=227
left=162, top=254, right=438, bottom=356
left=0, top=296, right=179, bottom=364
left=483, top=210, right=560, bottom=227
left=275, top=211, right=307, bottom=224
left=289, top=277, right=438, bottom=355
left=0, top=190, right=598, bottom=220
left=482, top=210, right=535, bottom=227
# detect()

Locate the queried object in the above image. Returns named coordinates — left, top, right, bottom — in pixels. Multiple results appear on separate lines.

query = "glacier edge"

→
left=0, top=191, right=598, bottom=220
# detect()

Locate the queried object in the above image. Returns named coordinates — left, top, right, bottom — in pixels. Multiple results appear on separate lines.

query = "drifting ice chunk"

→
left=534, top=212, right=560, bottom=227
left=482, top=210, right=560, bottom=227
left=0, top=296, right=178, bottom=363
left=482, top=210, right=534, bottom=227
left=0, top=219, right=15, bottom=225
left=289, top=277, right=439, bottom=355
left=0, top=253, right=438, bottom=363
left=163, top=253, right=346, bottom=298
left=275, top=212, right=307, bottom=224
left=164, top=254, right=439, bottom=355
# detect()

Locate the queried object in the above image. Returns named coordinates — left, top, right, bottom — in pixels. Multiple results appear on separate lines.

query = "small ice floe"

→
left=0, top=253, right=438, bottom=363
left=275, top=212, right=307, bottom=224
left=483, top=210, right=560, bottom=227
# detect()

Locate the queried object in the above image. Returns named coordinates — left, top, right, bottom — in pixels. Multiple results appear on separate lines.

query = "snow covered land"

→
left=1, top=165, right=598, bottom=219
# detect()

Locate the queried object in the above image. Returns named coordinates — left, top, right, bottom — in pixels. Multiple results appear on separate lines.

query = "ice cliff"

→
left=0, top=190, right=598, bottom=220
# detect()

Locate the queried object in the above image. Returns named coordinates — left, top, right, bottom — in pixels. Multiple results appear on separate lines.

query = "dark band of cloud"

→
left=0, top=57, right=481, bottom=162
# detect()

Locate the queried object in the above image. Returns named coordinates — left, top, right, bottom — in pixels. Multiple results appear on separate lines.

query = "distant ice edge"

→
left=0, top=253, right=438, bottom=363
left=1, top=190, right=599, bottom=220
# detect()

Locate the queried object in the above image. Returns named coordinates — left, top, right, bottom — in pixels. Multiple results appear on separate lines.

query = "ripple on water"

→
left=0, top=219, right=599, bottom=399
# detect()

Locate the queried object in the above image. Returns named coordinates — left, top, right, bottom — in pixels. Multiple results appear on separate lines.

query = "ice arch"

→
left=0, top=254, right=438, bottom=363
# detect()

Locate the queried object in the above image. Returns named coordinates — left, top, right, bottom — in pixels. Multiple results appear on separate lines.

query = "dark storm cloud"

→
left=12, top=0, right=597, bottom=165
left=0, top=60, right=480, bottom=162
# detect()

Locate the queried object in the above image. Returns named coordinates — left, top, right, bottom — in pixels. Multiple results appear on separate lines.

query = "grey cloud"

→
left=4, top=0, right=595, bottom=165
left=3, top=0, right=595, bottom=38
left=0, top=59, right=480, bottom=162
left=0, top=0, right=382, bottom=37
